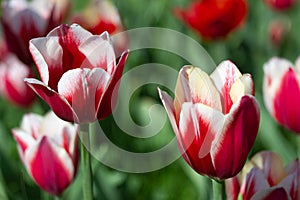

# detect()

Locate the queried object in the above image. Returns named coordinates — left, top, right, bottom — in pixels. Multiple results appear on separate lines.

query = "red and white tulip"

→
left=226, top=151, right=300, bottom=200
left=1, top=0, right=70, bottom=64
left=25, top=24, right=128, bottom=123
left=263, top=57, right=300, bottom=133
left=158, top=61, right=260, bottom=180
left=0, top=54, right=36, bottom=107
left=12, top=111, right=79, bottom=195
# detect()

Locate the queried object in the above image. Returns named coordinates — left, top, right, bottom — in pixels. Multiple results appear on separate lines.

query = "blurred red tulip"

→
left=71, top=0, right=127, bottom=57
left=226, top=151, right=300, bottom=200
left=12, top=111, right=79, bottom=195
left=158, top=61, right=260, bottom=180
left=1, top=0, right=71, bottom=65
left=268, top=19, right=291, bottom=47
left=0, top=54, right=36, bottom=107
left=25, top=24, right=128, bottom=123
left=264, top=0, right=297, bottom=11
left=175, top=0, right=248, bottom=40
left=263, top=57, right=300, bottom=133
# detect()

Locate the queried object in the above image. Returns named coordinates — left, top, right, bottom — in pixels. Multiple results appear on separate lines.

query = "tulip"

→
left=174, top=0, right=248, bottom=40
left=71, top=0, right=127, bottom=56
left=0, top=54, right=36, bottom=107
left=226, top=151, right=300, bottom=200
left=264, top=0, right=297, bottom=11
left=158, top=61, right=260, bottom=180
left=263, top=57, right=300, bottom=133
left=1, top=0, right=70, bottom=65
left=12, top=111, right=79, bottom=195
left=25, top=24, right=128, bottom=123
left=268, top=19, right=291, bottom=47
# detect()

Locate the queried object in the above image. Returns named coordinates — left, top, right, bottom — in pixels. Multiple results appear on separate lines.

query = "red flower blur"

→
left=158, top=61, right=260, bottom=180
left=25, top=24, right=128, bottom=123
left=12, top=111, right=79, bottom=195
left=1, top=0, right=71, bottom=65
left=226, top=151, right=300, bottom=200
left=175, top=0, right=248, bottom=40
left=263, top=57, right=300, bottom=133
left=264, top=0, right=297, bottom=11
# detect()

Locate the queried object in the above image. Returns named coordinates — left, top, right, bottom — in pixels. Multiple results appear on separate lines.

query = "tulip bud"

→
left=12, top=111, right=79, bottom=195
left=174, top=0, right=248, bottom=40
left=264, top=0, right=297, bottom=11
left=263, top=57, right=300, bottom=133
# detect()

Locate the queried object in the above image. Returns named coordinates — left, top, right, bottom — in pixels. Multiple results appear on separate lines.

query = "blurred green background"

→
left=0, top=0, right=300, bottom=199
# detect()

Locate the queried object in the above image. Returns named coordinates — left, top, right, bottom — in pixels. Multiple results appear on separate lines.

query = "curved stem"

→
left=81, top=124, right=93, bottom=200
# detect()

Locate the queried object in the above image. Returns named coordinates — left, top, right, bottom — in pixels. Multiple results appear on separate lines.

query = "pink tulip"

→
left=226, top=151, right=300, bottom=200
left=12, top=111, right=79, bottom=195
left=263, top=57, right=300, bottom=133
left=0, top=54, right=36, bottom=107
left=158, top=61, right=260, bottom=180
left=1, top=0, right=70, bottom=64
left=25, top=24, right=128, bottom=123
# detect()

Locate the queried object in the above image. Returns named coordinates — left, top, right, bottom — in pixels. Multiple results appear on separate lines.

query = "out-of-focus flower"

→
left=174, top=0, right=248, bottom=40
left=0, top=54, right=36, bottom=107
left=25, top=24, right=129, bottom=123
left=12, top=111, right=79, bottom=195
left=268, top=19, right=291, bottom=47
left=0, top=35, right=8, bottom=60
left=158, top=61, right=260, bottom=180
left=264, top=0, right=297, bottom=11
left=263, top=57, right=300, bottom=133
left=226, top=151, right=300, bottom=200
left=1, top=0, right=71, bottom=64
left=71, top=0, right=127, bottom=56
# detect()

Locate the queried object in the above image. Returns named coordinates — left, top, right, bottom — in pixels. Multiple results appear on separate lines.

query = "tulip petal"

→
left=11, top=129, right=35, bottom=155
left=241, top=168, right=270, bottom=199
left=251, top=187, right=290, bottom=200
left=25, top=136, right=74, bottom=195
left=225, top=177, right=241, bottom=200
left=251, top=151, right=287, bottom=186
left=273, top=68, right=300, bottom=132
left=25, top=78, right=78, bottom=122
left=20, top=113, right=43, bottom=139
left=211, top=95, right=260, bottom=179
left=79, top=31, right=116, bottom=74
left=263, top=57, right=292, bottom=117
left=210, top=60, right=242, bottom=114
left=57, top=68, right=110, bottom=123
left=229, top=74, right=254, bottom=103
left=97, top=50, right=128, bottom=120
left=29, top=36, right=62, bottom=88
left=174, top=66, right=222, bottom=116
left=179, top=102, right=224, bottom=177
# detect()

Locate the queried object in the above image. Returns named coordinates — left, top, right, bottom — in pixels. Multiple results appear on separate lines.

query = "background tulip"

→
left=263, top=57, right=300, bottom=133
left=25, top=24, right=128, bottom=123
left=158, top=61, right=260, bottom=180
left=174, top=0, right=248, bottom=40
left=264, top=0, right=297, bottom=11
left=12, top=111, right=79, bottom=196
left=1, top=0, right=71, bottom=65
left=226, top=151, right=300, bottom=200
left=0, top=54, right=36, bottom=107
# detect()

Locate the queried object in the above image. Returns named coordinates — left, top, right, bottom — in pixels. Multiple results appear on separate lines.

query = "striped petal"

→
left=57, top=68, right=110, bottom=123
left=25, top=136, right=74, bottom=195
left=211, top=95, right=260, bottom=179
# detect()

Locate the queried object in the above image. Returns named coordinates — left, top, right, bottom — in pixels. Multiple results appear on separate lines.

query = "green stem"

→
left=81, top=124, right=93, bottom=200
left=212, top=180, right=223, bottom=200
left=0, top=168, right=8, bottom=200
left=298, top=136, right=300, bottom=159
